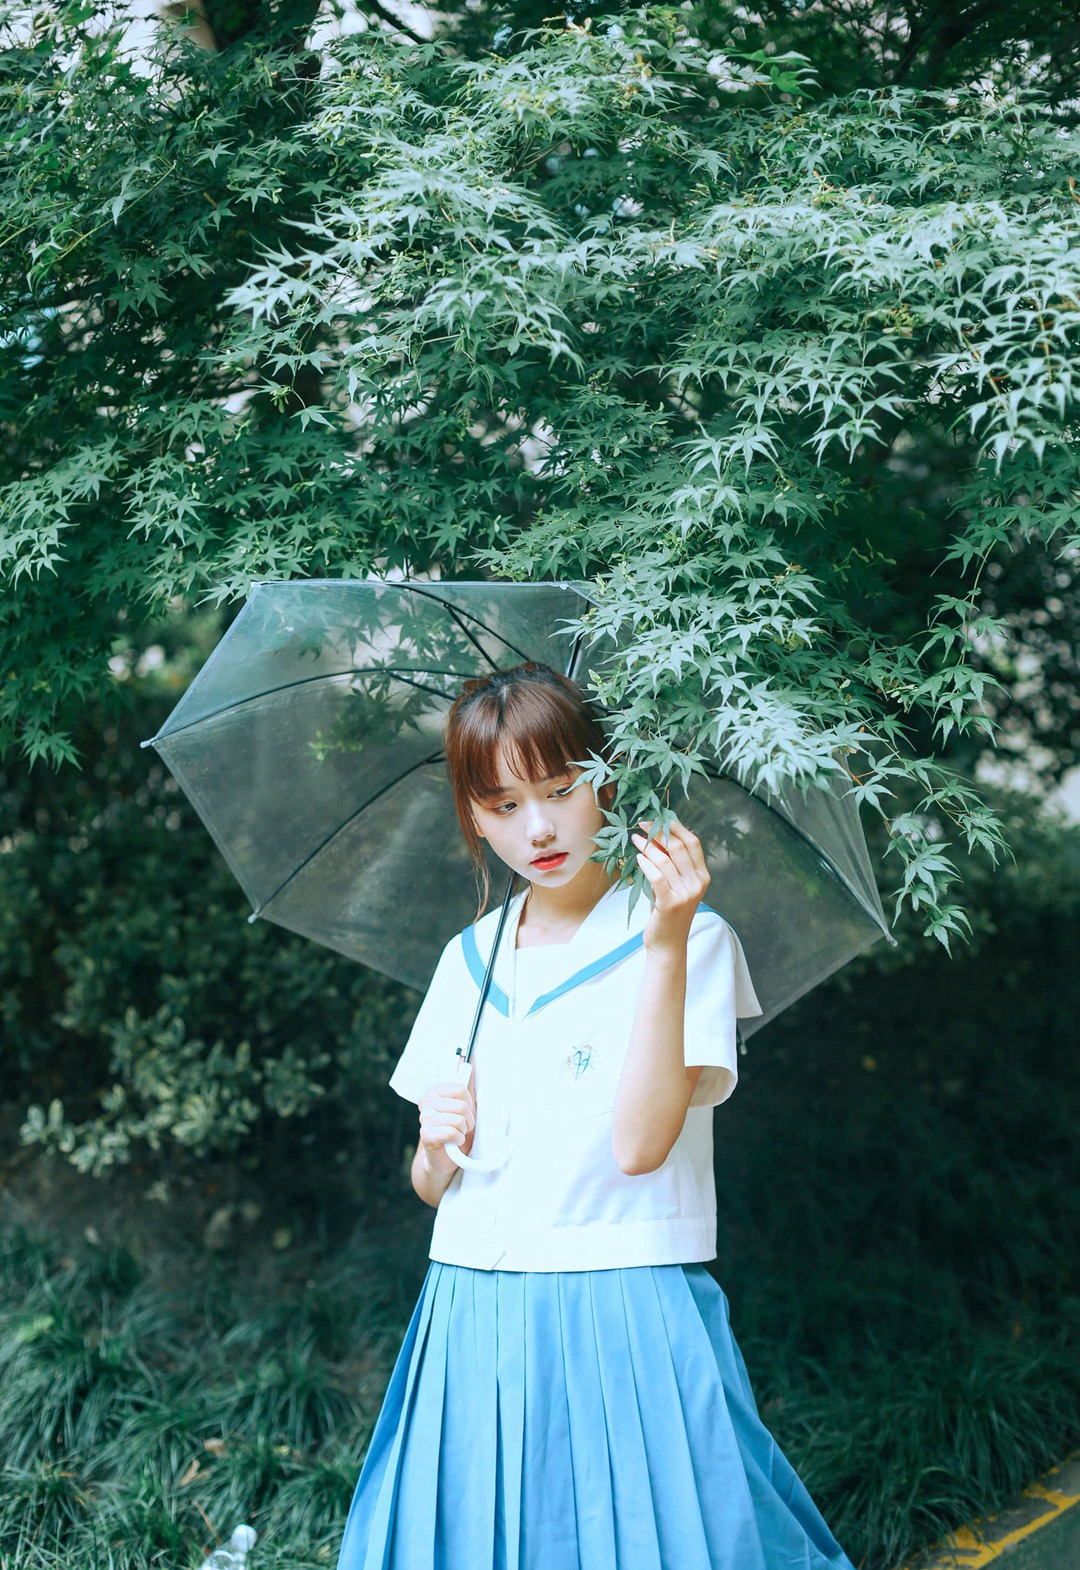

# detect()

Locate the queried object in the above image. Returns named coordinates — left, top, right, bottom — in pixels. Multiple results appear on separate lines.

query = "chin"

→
left=544, top=859, right=586, bottom=885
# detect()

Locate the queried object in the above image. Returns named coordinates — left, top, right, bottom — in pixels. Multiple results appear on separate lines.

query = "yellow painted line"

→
left=900, top=1452, right=1080, bottom=1568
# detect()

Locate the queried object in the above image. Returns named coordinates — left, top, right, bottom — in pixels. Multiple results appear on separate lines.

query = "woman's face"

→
left=469, top=740, right=606, bottom=888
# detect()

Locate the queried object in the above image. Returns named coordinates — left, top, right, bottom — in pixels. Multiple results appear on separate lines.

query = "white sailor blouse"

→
left=389, top=882, right=763, bottom=1273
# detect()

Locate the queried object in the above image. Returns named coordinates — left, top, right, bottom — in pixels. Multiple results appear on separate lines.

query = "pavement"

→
left=901, top=1452, right=1080, bottom=1570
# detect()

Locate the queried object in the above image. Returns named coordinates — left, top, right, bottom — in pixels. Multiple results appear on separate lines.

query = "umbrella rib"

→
left=147, top=586, right=584, bottom=749
left=701, top=764, right=890, bottom=939
left=146, top=668, right=467, bottom=746
left=397, top=582, right=536, bottom=669
left=249, top=749, right=448, bottom=922
left=248, top=634, right=585, bottom=938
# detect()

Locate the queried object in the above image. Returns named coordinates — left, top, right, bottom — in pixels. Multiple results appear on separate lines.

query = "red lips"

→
left=531, top=851, right=568, bottom=870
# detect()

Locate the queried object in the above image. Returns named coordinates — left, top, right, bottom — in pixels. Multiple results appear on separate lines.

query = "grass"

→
left=0, top=1221, right=428, bottom=1569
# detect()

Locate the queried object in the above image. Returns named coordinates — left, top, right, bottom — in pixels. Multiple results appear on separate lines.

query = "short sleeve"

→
left=683, top=914, right=763, bottom=1109
left=388, top=939, right=467, bottom=1105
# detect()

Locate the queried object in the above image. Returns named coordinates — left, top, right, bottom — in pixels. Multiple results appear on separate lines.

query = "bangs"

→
left=457, top=682, right=599, bottom=802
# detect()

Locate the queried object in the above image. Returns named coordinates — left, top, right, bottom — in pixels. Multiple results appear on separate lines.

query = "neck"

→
left=521, top=858, right=613, bottom=937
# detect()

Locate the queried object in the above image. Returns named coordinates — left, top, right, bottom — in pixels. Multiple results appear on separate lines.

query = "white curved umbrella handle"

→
left=445, top=1055, right=511, bottom=1173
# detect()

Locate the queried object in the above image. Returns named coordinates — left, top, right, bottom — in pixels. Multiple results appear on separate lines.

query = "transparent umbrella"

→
left=143, top=578, right=890, bottom=1164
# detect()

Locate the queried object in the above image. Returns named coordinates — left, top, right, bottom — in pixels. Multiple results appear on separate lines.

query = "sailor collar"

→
left=460, top=882, right=660, bottom=1021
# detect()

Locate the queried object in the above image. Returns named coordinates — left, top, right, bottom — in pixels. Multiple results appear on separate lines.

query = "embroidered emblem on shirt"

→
left=565, top=1044, right=595, bottom=1080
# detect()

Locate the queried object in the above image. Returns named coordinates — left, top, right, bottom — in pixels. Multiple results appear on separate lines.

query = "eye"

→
left=491, top=800, right=516, bottom=814
left=552, top=784, right=575, bottom=798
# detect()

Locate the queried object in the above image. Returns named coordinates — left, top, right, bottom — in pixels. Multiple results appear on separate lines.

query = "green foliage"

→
left=3, top=3, right=1079, bottom=944
left=684, top=0, right=1080, bottom=104
left=0, top=625, right=418, bottom=1173
left=452, top=0, right=1080, bottom=107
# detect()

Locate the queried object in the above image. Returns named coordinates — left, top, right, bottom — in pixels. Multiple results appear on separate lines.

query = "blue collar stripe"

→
left=525, top=931, right=645, bottom=1018
left=460, top=927, right=510, bottom=1017
left=461, top=902, right=719, bottom=1020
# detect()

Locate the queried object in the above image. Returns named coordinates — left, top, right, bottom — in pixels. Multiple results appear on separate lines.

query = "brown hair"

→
left=444, top=662, right=611, bottom=912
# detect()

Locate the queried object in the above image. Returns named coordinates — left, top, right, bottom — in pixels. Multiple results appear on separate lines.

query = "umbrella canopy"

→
left=142, top=578, right=889, bottom=1034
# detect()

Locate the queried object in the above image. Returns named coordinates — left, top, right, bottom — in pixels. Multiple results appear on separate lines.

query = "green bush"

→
left=2, top=630, right=417, bottom=1180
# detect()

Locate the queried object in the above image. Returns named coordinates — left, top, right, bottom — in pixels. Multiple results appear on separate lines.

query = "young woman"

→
left=336, top=662, right=855, bottom=1570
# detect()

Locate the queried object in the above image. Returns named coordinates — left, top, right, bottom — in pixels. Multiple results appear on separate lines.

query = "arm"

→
left=410, top=1072, right=476, bottom=1208
left=611, top=820, right=710, bottom=1176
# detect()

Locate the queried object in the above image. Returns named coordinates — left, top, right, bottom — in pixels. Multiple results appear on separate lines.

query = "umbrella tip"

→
left=247, top=911, right=259, bottom=924
left=139, top=738, right=154, bottom=749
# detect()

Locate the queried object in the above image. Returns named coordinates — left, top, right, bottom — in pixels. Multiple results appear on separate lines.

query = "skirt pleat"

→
left=557, top=1272, right=618, bottom=1567
left=398, top=1264, right=454, bottom=1564
left=683, top=1265, right=850, bottom=1570
left=620, top=1268, right=710, bottom=1566
left=336, top=1262, right=854, bottom=1570
left=519, top=1271, right=581, bottom=1568
left=494, top=1274, right=525, bottom=1570
left=343, top=1263, right=442, bottom=1570
left=589, top=1274, right=663, bottom=1567
left=651, top=1266, right=774, bottom=1567
left=439, top=1268, right=499, bottom=1567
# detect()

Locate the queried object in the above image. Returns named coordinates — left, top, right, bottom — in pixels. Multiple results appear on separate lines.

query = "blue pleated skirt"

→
left=336, top=1261, right=855, bottom=1570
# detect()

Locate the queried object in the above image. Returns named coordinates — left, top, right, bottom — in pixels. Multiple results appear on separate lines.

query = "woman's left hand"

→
left=630, top=818, right=711, bottom=958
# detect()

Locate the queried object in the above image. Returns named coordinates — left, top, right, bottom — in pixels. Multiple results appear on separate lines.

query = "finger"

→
left=665, top=819, right=710, bottom=877
left=633, top=836, right=670, bottom=872
left=636, top=852, right=681, bottom=906
left=636, top=818, right=670, bottom=845
left=430, top=1086, right=471, bottom=1109
left=664, top=818, right=700, bottom=851
left=428, top=1130, right=465, bottom=1150
left=634, top=835, right=686, bottom=885
left=423, top=1095, right=470, bottom=1120
left=640, top=819, right=709, bottom=892
left=430, top=1098, right=475, bottom=1129
left=637, top=819, right=670, bottom=855
left=634, top=838, right=702, bottom=906
left=635, top=823, right=694, bottom=878
left=421, top=1105, right=470, bottom=1130
left=648, top=827, right=695, bottom=877
left=631, top=830, right=673, bottom=863
left=635, top=850, right=663, bottom=886
left=422, top=1112, right=470, bottom=1141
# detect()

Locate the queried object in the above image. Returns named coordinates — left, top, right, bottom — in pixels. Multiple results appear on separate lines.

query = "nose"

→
left=525, top=801, right=555, bottom=844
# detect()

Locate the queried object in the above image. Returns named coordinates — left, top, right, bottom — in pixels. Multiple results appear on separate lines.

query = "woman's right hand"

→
left=417, top=1073, right=476, bottom=1174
